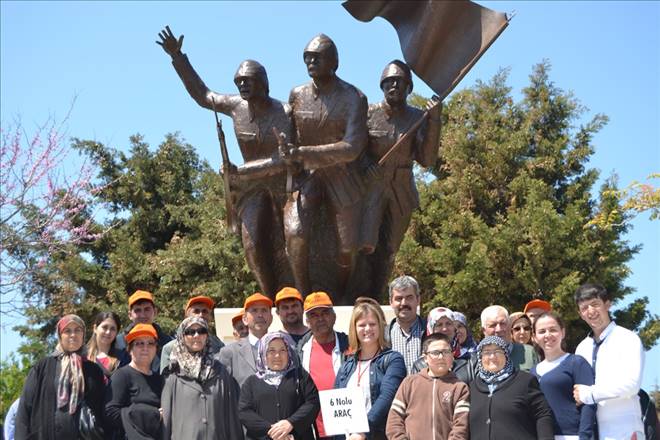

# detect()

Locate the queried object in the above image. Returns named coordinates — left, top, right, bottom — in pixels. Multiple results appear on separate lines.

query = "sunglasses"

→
left=183, top=327, right=208, bottom=337
left=512, top=325, right=531, bottom=332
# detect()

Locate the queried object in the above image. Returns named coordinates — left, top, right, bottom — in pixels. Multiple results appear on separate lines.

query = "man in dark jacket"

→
left=295, top=292, right=348, bottom=439
left=116, top=290, right=173, bottom=373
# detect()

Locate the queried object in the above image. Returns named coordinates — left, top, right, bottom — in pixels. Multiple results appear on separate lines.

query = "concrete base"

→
left=213, top=305, right=397, bottom=343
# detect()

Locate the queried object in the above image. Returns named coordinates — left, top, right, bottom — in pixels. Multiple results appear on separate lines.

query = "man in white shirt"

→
left=573, top=283, right=645, bottom=440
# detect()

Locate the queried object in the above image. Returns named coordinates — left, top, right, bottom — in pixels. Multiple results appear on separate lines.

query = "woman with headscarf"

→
left=453, top=311, right=477, bottom=358
left=15, top=314, right=106, bottom=440
left=509, top=312, right=533, bottom=345
left=411, top=307, right=472, bottom=382
left=469, top=336, right=554, bottom=440
left=239, top=331, right=320, bottom=440
left=86, top=311, right=121, bottom=380
left=161, top=316, right=244, bottom=440
left=106, top=323, right=163, bottom=440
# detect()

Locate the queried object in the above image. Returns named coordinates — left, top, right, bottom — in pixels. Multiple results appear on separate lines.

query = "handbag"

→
left=79, top=401, right=105, bottom=440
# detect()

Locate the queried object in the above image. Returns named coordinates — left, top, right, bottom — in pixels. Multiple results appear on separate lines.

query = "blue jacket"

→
left=333, top=348, right=406, bottom=438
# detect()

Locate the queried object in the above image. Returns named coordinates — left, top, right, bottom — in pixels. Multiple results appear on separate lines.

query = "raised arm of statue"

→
left=414, top=97, right=442, bottom=168
left=156, top=25, right=235, bottom=116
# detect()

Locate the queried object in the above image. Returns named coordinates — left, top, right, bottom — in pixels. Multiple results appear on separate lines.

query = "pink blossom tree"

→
left=1, top=117, right=102, bottom=316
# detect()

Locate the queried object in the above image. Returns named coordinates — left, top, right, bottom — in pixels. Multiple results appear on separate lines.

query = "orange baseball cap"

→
left=128, top=290, right=154, bottom=308
left=231, top=309, right=245, bottom=325
left=524, top=299, right=552, bottom=314
left=304, top=291, right=333, bottom=312
left=125, top=323, right=158, bottom=344
left=275, top=287, right=303, bottom=306
left=244, top=293, right=273, bottom=310
left=185, top=295, right=215, bottom=311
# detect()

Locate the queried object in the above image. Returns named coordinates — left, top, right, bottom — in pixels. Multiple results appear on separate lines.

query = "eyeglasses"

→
left=481, top=349, right=506, bottom=358
left=133, top=340, right=157, bottom=348
left=425, top=349, right=453, bottom=359
left=512, top=325, right=531, bottom=332
left=183, top=328, right=208, bottom=337
left=61, top=327, right=84, bottom=336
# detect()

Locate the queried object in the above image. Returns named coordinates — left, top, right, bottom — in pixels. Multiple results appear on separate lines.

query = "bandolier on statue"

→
left=284, top=34, right=368, bottom=300
left=360, top=60, right=441, bottom=297
left=157, top=26, right=293, bottom=299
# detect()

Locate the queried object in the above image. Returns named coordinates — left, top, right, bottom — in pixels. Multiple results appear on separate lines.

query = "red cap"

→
left=275, top=287, right=303, bottom=306
left=244, top=293, right=273, bottom=310
left=185, top=295, right=215, bottom=311
left=128, top=290, right=154, bottom=308
left=524, top=299, right=552, bottom=314
left=125, top=323, right=157, bottom=344
left=304, top=291, right=333, bottom=312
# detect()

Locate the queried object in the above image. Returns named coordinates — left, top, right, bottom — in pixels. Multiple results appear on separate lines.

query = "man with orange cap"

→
left=218, top=292, right=273, bottom=386
left=116, top=290, right=173, bottom=373
left=231, top=309, right=248, bottom=341
left=275, top=287, right=308, bottom=343
left=295, top=292, right=348, bottom=439
left=159, top=295, right=225, bottom=373
left=523, top=298, right=552, bottom=324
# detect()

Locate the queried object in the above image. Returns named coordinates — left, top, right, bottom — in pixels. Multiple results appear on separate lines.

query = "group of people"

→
left=7, top=277, right=656, bottom=440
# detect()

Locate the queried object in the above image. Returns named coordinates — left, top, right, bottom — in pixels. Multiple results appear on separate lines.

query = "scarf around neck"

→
left=169, top=316, right=214, bottom=382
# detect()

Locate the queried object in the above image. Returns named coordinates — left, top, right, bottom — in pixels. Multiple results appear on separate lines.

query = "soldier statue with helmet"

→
left=157, top=26, right=293, bottom=299
left=359, top=60, right=442, bottom=297
left=283, top=33, right=368, bottom=300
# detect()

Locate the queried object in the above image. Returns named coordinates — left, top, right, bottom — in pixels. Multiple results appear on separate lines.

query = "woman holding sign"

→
left=334, top=302, right=406, bottom=440
left=239, top=331, right=320, bottom=440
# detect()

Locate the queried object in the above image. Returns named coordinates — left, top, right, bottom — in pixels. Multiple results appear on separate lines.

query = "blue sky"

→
left=1, top=1, right=658, bottom=387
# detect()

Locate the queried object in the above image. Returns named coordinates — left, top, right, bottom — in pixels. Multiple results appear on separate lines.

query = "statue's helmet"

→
left=234, top=59, right=269, bottom=95
left=380, top=60, right=413, bottom=94
left=303, top=33, right=339, bottom=72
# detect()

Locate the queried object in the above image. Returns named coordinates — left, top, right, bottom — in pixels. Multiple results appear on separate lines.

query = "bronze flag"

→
left=343, top=0, right=509, bottom=98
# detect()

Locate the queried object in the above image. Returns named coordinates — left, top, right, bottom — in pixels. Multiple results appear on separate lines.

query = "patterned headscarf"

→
left=426, top=307, right=461, bottom=357
left=453, top=311, right=477, bottom=354
left=54, top=314, right=86, bottom=415
left=169, top=316, right=215, bottom=382
left=256, top=331, right=297, bottom=387
left=476, top=335, right=515, bottom=385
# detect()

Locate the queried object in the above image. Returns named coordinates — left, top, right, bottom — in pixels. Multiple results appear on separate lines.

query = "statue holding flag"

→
left=359, top=60, right=442, bottom=297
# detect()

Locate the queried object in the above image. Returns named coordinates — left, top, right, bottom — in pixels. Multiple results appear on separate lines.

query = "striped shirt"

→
left=390, top=317, right=424, bottom=375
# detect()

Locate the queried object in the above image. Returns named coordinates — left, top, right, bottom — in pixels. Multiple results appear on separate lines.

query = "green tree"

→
left=397, top=62, right=658, bottom=351
left=14, top=133, right=254, bottom=350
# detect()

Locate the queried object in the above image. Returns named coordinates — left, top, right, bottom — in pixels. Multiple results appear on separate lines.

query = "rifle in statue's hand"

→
left=211, top=97, right=239, bottom=235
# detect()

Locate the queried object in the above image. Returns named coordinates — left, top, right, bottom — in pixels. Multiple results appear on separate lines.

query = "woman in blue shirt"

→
left=532, top=311, right=596, bottom=440
left=334, top=302, right=406, bottom=440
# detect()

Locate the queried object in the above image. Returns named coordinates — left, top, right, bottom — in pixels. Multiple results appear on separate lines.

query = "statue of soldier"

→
left=360, top=60, right=441, bottom=296
left=284, top=34, right=368, bottom=299
left=157, top=26, right=293, bottom=299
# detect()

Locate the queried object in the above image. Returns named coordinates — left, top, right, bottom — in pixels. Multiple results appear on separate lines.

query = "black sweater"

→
left=15, top=356, right=105, bottom=440
left=105, top=365, right=163, bottom=435
left=469, top=369, right=554, bottom=440
left=238, top=368, right=320, bottom=440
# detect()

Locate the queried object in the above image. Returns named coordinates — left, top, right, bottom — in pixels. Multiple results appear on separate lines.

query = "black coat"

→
left=238, top=368, right=320, bottom=440
left=469, top=369, right=554, bottom=440
left=15, top=355, right=106, bottom=440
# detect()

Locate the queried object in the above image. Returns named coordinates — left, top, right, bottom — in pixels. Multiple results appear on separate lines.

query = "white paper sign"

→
left=318, top=387, right=370, bottom=436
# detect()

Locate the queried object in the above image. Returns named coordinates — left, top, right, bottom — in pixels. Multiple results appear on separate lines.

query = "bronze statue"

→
left=157, top=26, right=293, bottom=299
left=284, top=34, right=368, bottom=300
left=359, top=60, right=441, bottom=297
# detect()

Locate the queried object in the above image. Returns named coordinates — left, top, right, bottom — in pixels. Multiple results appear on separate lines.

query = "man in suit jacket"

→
left=218, top=293, right=273, bottom=386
